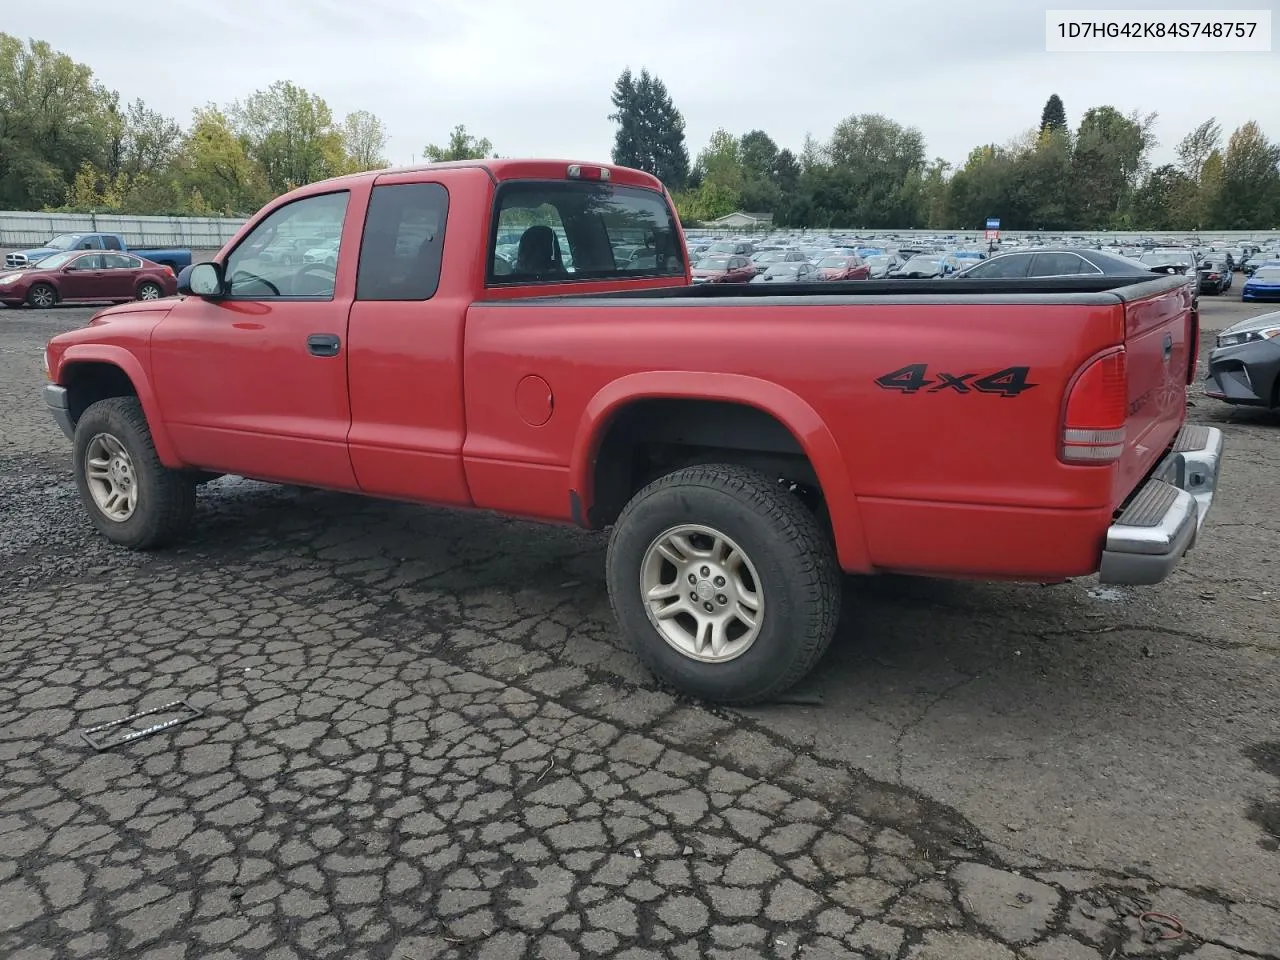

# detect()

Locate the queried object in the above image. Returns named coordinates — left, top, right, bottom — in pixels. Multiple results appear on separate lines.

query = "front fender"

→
left=570, top=371, right=871, bottom=573
left=56, top=343, right=182, bottom=468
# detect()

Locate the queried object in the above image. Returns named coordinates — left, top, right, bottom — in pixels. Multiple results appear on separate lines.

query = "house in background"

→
left=704, top=211, right=774, bottom=230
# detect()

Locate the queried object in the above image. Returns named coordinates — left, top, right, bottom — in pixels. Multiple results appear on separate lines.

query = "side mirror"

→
left=178, top=262, right=226, bottom=298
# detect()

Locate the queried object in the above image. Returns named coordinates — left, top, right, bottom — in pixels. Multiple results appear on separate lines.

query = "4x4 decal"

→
left=874, top=364, right=1037, bottom=397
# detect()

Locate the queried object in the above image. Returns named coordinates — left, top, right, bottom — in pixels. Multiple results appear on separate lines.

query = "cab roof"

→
left=308, top=159, right=666, bottom=193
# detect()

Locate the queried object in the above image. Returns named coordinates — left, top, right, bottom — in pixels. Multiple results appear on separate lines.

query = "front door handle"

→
left=307, top=333, right=341, bottom=357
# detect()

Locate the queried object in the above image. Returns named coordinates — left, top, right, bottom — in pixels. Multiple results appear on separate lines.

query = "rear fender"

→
left=571, top=371, right=871, bottom=573
left=58, top=344, right=181, bottom=467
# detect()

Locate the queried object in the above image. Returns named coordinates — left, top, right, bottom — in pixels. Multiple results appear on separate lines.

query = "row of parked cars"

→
left=686, top=238, right=991, bottom=285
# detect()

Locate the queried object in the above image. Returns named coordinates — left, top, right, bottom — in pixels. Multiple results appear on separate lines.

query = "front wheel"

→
left=606, top=464, right=841, bottom=705
left=27, top=283, right=56, bottom=308
left=73, top=397, right=196, bottom=549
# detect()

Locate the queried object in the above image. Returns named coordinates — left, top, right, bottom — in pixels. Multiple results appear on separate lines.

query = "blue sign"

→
left=985, top=218, right=1000, bottom=230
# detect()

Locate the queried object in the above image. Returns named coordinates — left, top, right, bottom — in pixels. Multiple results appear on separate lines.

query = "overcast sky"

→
left=26, top=0, right=1278, bottom=170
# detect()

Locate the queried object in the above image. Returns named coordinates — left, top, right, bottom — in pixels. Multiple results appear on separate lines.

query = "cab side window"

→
left=102, top=236, right=123, bottom=250
left=225, top=191, right=349, bottom=299
left=356, top=183, right=449, bottom=301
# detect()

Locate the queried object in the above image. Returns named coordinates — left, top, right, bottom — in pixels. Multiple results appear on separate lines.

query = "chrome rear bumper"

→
left=1097, top=424, right=1224, bottom=586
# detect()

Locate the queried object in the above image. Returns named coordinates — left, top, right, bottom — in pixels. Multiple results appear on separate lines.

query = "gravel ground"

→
left=1, top=294, right=1278, bottom=960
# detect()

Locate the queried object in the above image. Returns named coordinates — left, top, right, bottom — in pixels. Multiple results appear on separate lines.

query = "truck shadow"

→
left=186, top=477, right=1158, bottom=718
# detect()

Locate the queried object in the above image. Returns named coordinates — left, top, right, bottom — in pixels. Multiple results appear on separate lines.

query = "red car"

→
left=816, top=255, right=871, bottom=280
left=691, top=254, right=757, bottom=284
left=0, top=250, right=177, bottom=308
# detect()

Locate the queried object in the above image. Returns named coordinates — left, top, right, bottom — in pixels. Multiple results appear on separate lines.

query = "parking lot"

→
left=2, top=295, right=1278, bottom=959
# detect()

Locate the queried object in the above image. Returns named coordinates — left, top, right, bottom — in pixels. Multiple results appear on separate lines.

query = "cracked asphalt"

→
left=2, top=295, right=1278, bottom=960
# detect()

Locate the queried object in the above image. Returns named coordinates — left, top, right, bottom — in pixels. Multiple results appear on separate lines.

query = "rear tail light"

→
left=1062, top=349, right=1127, bottom=463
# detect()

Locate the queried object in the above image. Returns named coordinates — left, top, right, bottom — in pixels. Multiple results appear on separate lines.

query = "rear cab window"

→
left=487, top=181, right=684, bottom=285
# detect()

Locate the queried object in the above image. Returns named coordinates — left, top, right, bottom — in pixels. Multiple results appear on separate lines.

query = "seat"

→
left=514, top=225, right=564, bottom=276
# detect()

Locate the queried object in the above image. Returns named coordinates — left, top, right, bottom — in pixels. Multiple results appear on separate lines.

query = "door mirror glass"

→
left=180, top=262, right=226, bottom=297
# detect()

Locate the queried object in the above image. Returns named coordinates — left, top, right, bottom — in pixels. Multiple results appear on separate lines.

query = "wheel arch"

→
left=58, top=345, right=182, bottom=467
left=570, top=371, right=871, bottom=573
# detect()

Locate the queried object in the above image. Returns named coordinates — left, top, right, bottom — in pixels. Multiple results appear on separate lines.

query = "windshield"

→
left=766, top=264, right=800, bottom=275
left=30, top=252, right=76, bottom=270
left=866, top=256, right=892, bottom=267
left=697, top=257, right=730, bottom=269
left=904, top=256, right=940, bottom=268
left=707, top=242, right=738, bottom=254
left=819, top=257, right=850, bottom=268
left=44, top=234, right=83, bottom=251
left=1140, top=251, right=1193, bottom=266
left=754, top=251, right=785, bottom=263
left=1253, top=268, right=1280, bottom=281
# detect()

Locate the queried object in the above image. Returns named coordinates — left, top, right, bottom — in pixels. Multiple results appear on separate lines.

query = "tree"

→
left=424, top=123, right=492, bottom=161
left=609, top=68, right=689, bottom=189
left=1039, top=94, right=1067, bottom=134
left=1218, top=122, right=1280, bottom=228
left=178, top=104, right=269, bottom=215
left=0, top=34, right=116, bottom=209
left=684, top=129, right=743, bottom=221
left=341, top=110, right=389, bottom=170
left=1071, top=106, right=1157, bottom=227
left=1176, top=118, right=1222, bottom=183
left=229, top=80, right=347, bottom=193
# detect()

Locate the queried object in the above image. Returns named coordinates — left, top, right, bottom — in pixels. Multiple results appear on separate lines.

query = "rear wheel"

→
left=73, top=397, right=196, bottom=549
left=606, top=464, right=841, bottom=705
left=26, top=283, right=56, bottom=308
left=137, top=282, right=163, bottom=301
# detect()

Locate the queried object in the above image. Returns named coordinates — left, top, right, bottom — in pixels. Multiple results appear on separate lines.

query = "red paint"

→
left=46, top=158, right=1194, bottom=583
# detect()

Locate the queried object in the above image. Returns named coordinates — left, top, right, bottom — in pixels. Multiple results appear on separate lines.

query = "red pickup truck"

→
left=42, top=159, right=1224, bottom=704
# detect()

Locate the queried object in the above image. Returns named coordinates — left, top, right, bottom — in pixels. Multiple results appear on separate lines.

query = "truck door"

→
left=344, top=176, right=473, bottom=506
left=149, top=187, right=364, bottom=489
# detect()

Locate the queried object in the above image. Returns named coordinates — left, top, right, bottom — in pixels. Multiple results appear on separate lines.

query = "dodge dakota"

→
left=42, top=159, right=1224, bottom=704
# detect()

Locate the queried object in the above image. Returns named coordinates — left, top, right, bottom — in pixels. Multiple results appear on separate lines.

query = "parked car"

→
left=1242, top=265, right=1280, bottom=302
left=751, top=249, right=807, bottom=271
left=4, top=232, right=192, bottom=273
left=1204, top=310, right=1280, bottom=408
left=891, top=254, right=948, bottom=278
left=749, top=261, right=820, bottom=282
left=41, top=158, right=1222, bottom=706
left=863, top=254, right=899, bottom=279
left=815, top=255, right=871, bottom=280
left=1197, top=258, right=1232, bottom=294
left=703, top=240, right=755, bottom=257
left=691, top=255, right=756, bottom=284
left=0, top=251, right=177, bottom=308
left=303, top=238, right=340, bottom=268
left=955, top=248, right=1165, bottom=279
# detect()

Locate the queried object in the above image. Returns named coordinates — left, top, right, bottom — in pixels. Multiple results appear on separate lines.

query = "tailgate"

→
left=1113, top=279, right=1194, bottom=508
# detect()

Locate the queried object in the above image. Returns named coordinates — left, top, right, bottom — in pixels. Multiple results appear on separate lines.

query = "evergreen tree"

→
left=608, top=68, right=689, bottom=190
left=1039, top=94, right=1067, bottom=134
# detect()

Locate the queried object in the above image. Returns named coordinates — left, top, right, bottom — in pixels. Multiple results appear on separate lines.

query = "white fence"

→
left=0, top=211, right=247, bottom=250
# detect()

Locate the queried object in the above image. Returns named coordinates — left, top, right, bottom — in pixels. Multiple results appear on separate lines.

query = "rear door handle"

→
left=1163, top=333, right=1174, bottom=360
left=307, top=333, right=341, bottom=357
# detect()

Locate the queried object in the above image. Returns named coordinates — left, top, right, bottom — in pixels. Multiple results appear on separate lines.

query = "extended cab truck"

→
left=42, top=159, right=1224, bottom=705
left=5, top=232, right=192, bottom=273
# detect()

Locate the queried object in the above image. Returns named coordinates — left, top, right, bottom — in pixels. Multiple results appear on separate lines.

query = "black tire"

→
left=606, top=463, right=841, bottom=705
left=26, top=283, right=57, bottom=308
left=73, top=397, right=196, bottom=549
left=136, top=282, right=163, bottom=301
